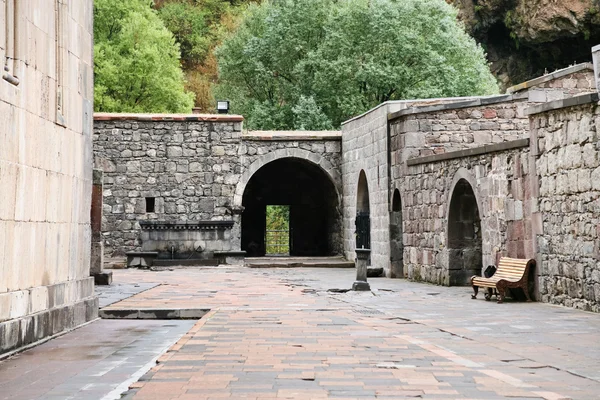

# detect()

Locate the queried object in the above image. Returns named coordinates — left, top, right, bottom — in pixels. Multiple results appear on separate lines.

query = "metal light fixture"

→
left=216, top=100, right=230, bottom=114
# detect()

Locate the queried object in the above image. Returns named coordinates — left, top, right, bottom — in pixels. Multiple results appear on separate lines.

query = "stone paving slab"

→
left=106, top=267, right=600, bottom=399
left=0, top=319, right=195, bottom=400
left=96, top=282, right=160, bottom=308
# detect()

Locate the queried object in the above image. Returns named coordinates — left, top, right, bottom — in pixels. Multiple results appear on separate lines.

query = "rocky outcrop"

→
left=449, top=0, right=600, bottom=87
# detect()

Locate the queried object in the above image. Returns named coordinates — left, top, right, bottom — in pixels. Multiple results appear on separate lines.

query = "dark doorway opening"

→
left=355, top=170, right=370, bottom=251
left=447, top=179, right=482, bottom=286
left=241, top=158, right=340, bottom=257
left=390, top=189, right=404, bottom=278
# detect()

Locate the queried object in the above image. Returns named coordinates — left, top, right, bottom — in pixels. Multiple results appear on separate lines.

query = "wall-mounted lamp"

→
left=216, top=100, right=230, bottom=114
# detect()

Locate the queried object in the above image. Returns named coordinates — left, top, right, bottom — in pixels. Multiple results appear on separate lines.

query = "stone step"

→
left=99, top=308, right=210, bottom=320
left=245, top=256, right=354, bottom=269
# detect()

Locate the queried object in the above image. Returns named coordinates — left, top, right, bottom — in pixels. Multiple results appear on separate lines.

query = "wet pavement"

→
left=0, top=319, right=194, bottom=400
left=1, top=266, right=600, bottom=399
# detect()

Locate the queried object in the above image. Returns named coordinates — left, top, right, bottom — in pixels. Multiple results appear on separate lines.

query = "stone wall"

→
left=93, top=118, right=343, bottom=258
left=0, top=1, right=97, bottom=355
left=341, top=98, right=488, bottom=276
left=93, top=114, right=245, bottom=257
left=341, top=104, right=395, bottom=274
left=397, top=143, right=533, bottom=286
left=528, top=94, right=600, bottom=312
left=389, top=96, right=530, bottom=161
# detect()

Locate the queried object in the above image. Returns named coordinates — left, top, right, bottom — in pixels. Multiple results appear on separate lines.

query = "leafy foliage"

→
left=94, top=0, right=194, bottom=113
left=265, top=205, right=290, bottom=255
left=216, top=0, right=499, bottom=129
left=155, top=0, right=260, bottom=111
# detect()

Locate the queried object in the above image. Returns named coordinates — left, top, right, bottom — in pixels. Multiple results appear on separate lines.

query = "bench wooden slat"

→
left=470, top=257, right=535, bottom=303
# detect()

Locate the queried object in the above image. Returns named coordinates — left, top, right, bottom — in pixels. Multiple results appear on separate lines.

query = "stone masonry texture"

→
left=0, top=0, right=98, bottom=355
left=531, top=101, right=600, bottom=312
left=93, top=116, right=342, bottom=257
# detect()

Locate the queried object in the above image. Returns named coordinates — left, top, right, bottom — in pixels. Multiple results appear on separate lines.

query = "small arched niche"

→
left=390, top=189, right=404, bottom=278
left=355, top=170, right=370, bottom=250
left=447, top=179, right=482, bottom=285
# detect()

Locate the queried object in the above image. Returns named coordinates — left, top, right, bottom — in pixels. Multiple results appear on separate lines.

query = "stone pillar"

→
left=593, top=44, right=600, bottom=93
left=353, top=248, right=371, bottom=291
left=91, top=169, right=112, bottom=285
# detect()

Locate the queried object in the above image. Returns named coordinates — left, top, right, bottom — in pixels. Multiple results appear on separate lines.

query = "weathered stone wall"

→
left=529, top=94, right=600, bottom=312
left=341, top=104, right=396, bottom=274
left=0, top=1, right=97, bottom=355
left=93, top=119, right=344, bottom=257
left=510, top=66, right=596, bottom=103
left=93, top=114, right=245, bottom=256
left=390, top=96, right=530, bottom=160
left=396, top=144, right=533, bottom=286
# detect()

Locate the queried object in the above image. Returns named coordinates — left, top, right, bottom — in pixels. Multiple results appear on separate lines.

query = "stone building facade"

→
left=93, top=62, right=600, bottom=313
left=0, top=1, right=97, bottom=355
left=93, top=116, right=342, bottom=261
left=341, top=62, right=600, bottom=311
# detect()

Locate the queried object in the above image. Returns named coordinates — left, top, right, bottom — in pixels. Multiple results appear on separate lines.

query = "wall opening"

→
left=447, top=179, right=482, bottom=286
left=355, top=170, right=370, bottom=251
left=241, top=158, right=341, bottom=257
left=265, top=205, right=290, bottom=256
left=392, top=189, right=401, bottom=212
left=390, top=189, right=404, bottom=278
left=145, top=197, right=155, bottom=213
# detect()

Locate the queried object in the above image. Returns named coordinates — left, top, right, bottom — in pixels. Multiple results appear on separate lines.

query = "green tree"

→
left=215, top=0, right=499, bottom=129
left=94, top=0, right=194, bottom=113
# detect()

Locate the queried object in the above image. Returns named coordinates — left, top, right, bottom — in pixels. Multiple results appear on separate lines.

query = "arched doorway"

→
left=355, top=170, right=370, bottom=250
left=447, top=178, right=482, bottom=285
left=390, top=189, right=404, bottom=278
left=241, top=158, right=341, bottom=257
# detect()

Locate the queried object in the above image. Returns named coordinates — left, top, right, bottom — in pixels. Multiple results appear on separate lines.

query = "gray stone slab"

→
left=0, top=319, right=195, bottom=400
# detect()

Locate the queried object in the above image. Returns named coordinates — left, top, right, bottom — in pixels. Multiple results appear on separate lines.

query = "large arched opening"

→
left=390, top=188, right=404, bottom=278
left=241, top=158, right=341, bottom=257
left=447, top=178, right=483, bottom=285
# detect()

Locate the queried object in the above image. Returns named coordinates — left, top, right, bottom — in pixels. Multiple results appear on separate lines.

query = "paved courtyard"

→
left=1, top=266, right=600, bottom=399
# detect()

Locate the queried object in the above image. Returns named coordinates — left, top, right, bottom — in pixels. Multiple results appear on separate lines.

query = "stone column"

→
left=353, top=248, right=371, bottom=291
left=91, top=169, right=112, bottom=285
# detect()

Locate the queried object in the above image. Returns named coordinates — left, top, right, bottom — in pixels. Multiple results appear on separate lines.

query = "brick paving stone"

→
left=4, top=266, right=600, bottom=399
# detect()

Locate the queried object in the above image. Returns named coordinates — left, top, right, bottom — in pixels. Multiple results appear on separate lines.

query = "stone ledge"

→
left=388, top=94, right=518, bottom=121
left=0, top=296, right=98, bottom=357
left=507, top=63, right=594, bottom=94
left=407, top=138, right=530, bottom=166
left=99, top=308, right=210, bottom=320
left=525, top=92, right=600, bottom=116
left=139, top=220, right=234, bottom=231
left=94, top=112, right=244, bottom=122
left=243, top=131, right=342, bottom=141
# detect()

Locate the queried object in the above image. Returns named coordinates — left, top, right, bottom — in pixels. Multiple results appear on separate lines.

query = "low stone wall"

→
left=529, top=94, right=600, bottom=312
left=399, top=142, right=533, bottom=286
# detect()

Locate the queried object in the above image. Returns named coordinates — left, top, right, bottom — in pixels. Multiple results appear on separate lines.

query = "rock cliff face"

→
left=449, top=0, right=600, bottom=87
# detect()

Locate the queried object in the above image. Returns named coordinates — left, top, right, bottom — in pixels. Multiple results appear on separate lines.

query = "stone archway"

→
left=390, top=188, right=404, bottom=278
left=447, top=175, right=483, bottom=286
left=234, top=148, right=341, bottom=208
left=239, top=156, right=342, bottom=257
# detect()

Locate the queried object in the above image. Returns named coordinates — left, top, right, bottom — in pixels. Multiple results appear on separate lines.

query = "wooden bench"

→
left=471, top=257, right=535, bottom=303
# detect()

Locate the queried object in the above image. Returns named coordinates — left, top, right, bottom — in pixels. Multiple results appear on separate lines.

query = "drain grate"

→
left=354, top=309, right=384, bottom=315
